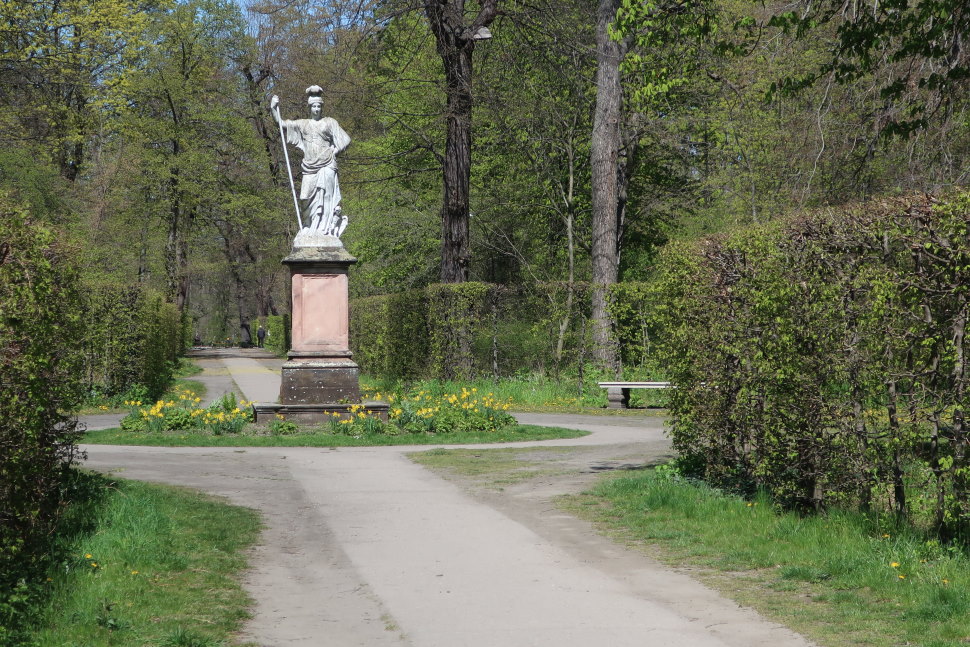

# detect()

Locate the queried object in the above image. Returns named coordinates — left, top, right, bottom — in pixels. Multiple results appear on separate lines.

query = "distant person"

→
left=256, top=325, right=266, bottom=348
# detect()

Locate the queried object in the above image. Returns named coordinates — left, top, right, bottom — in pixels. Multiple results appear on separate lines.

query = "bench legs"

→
left=606, top=387, right=630, bottom=409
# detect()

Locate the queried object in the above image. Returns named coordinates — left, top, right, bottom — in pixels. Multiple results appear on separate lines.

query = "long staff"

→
left=274, top=100, right=303, bottom=229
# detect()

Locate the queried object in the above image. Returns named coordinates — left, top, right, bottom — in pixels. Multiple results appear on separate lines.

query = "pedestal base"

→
left=280, top=359, right=360, bottom=404
left=606, top=387, right=630, bottom=409
left=253, top=401, right=389, bottom=425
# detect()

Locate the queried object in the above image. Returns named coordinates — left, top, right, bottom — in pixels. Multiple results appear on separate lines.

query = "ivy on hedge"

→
left=651, top=193, right=970, bottom=541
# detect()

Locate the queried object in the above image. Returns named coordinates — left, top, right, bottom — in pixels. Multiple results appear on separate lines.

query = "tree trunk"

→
left=424, top=0, right=499, bottom=283
left=589, top=0, right=626, bottom=372
left=439, top=44, right=474, bottom=283
left=165, top=166, right=190, bottom=311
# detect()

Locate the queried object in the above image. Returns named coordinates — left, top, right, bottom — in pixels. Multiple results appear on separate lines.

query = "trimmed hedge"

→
left=80, top=285, right=186, bottom=402
left=350, top=282, right=605, bottom=380
left=651, top=193, right=970, bottom=541
left=1, top=194, right=189, bottom=640
left=0, top=198, right=85, bottom=639
left=264, top=314, right=290, bottom=356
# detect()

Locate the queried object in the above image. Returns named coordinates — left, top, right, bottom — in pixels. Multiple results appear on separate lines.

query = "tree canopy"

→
left=1, top=0, right=967, bottom=351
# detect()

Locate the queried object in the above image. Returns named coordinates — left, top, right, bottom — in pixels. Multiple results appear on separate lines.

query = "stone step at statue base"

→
left=254, top=401, right=389, bottom=425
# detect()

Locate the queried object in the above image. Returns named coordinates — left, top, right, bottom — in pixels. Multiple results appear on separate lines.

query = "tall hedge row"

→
left=651, top=194, right=970, bottom=539
left=264, top=314, right=290, bottom=356
left=81, top=285, right=186, bottom=401
left=1, top=201, right=85, bottom=631
left=1, top=195, right=189, bottom=639
left=350, top=282, right=606, bottom=380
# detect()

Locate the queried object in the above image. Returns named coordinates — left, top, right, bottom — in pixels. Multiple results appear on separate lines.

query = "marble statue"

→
left=271, top=85, right=351, bottom=244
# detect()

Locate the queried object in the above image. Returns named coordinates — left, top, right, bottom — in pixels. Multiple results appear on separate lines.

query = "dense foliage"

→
left=0, top=195, right=187, bottom=641
left=3, top=0, right=969, bottom=350
left=81, top=286, right=186, bottom=403
left=0, top=196, right=85, bottom=641
left=351, top=282, right=599, bottom=380
left=649, top=192, right=970, bottom=540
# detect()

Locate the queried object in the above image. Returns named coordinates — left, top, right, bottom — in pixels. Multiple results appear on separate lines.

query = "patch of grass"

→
left=28, top=474, right=260, bottom=647
left=170, top=377, right=206, bottom=400
left=567, top=468, right=970, bottom=647
left=77, top=372, right=206, bottom=416
left=82, top=424, right=588, bottom=447
left=173, top=358, right=204, bottom=379
left=410, top=446, right=582, bottom=488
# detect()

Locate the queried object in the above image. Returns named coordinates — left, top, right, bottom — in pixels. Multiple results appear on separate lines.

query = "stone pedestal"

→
left=254, top=240, right=387, bottom=424
left=280, top=243, right=359, bottom=404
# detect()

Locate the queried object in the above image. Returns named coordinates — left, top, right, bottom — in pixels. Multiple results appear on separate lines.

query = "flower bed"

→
left=121, top=388, right=254, bottom=435
left=323, top=386, right=517, bottom=437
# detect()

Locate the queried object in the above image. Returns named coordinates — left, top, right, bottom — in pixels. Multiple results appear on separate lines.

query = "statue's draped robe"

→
left=282, top=117, right=351, bottom=233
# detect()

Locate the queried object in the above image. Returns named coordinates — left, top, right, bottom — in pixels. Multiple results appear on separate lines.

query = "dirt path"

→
left=81, top=352, right=816, bottom=647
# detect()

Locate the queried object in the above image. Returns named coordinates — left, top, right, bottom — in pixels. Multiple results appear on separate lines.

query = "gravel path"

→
left=80, top=350, right=816, bottom=647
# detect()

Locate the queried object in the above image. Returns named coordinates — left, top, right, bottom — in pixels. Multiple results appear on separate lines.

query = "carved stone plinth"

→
left=606, top=387, right=630, bottom=409
left=254, top=401, right=389, bottom=424
left=280, top=360, right=358, bottom=404
left=254, top=240, right=378, bottom=425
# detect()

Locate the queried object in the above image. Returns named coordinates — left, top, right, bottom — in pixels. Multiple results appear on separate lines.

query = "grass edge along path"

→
left=28, top=473, right=260, bottom=647
left=564, top=468, right=970, bottom=647
left=82, top=423, right=589, bottom=447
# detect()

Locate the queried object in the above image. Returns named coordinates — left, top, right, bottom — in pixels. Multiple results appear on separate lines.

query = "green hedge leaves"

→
left=0, top=197, right=85, bottom=638
left=350, top=283, right=603, bottom=380
left=652, top=194, right=970, bottom=541
left=81, top=286, right=185, bottom=402
left=1, top=194, right=187, bottom=641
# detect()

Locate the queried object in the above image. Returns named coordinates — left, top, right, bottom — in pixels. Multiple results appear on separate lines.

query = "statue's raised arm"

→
left=271, top=85, right=352, bottom=246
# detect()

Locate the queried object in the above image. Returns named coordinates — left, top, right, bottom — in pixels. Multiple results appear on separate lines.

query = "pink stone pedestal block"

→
left=253, top=242, right=388, bottom=424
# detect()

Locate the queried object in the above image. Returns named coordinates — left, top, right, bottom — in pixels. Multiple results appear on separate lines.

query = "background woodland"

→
left=4, top=0, right=968, bottom=357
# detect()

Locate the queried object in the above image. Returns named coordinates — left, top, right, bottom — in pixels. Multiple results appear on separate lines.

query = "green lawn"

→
left=569, top=468, right=970, bottom=647
left=82, top=423, right=588, bottom=447
left=26, top=474, right=260, bottom=647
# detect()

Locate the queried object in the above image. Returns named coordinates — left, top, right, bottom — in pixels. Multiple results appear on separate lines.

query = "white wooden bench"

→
left=598, top=381, right=672, bottom=409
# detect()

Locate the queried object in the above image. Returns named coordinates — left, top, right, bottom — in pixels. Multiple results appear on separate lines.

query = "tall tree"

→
left=588, top=0, right=716, bottom=369
left=423, top=0, right=500, bottom=282
left=589, top=0, right=627, bottom=371
left=473, top=3, right=596, bottom=369
left=0, top=0, right=150, bottom=180
left=771, top=0, right=970, bottom=137
left=122, top=0, right=250, bottom=310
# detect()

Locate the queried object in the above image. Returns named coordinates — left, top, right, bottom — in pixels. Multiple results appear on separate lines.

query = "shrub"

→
left=0, top=194, right=85, bottom=639
left=80, top=285, right=186, bottom=402
left=651, top=193, right=970, bottom=541
left=264, top=314, right=289, bottom=356
left=350, top=282, right=593, bottom=380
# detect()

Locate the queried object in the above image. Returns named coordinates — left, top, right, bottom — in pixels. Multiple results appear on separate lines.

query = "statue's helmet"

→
left=306, top=85, right=324, bottom=106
